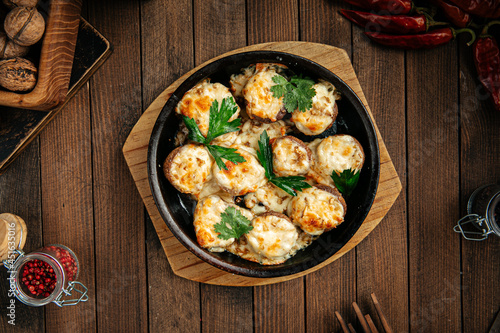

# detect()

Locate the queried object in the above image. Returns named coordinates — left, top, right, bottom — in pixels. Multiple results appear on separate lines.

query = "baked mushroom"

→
left=245, top=212, right=298, bottom=260
left=287, top=185, right=346, bottom=236
left=314, top=134, right=365, bottom=178
left=291, top=80, right=339, bottom=136
left=163, top=144, right=214, bottom=195
left=193, top=195, right=254, bottom=252
left=175, top=79, right=240, bottom=145
left=242, top=63, right=287, bottom=123
left=272, top=135, right=313, bottom=177
left=212, top=145, right=266, bottom=196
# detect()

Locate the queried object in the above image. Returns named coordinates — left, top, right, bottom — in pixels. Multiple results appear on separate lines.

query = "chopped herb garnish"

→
left=182, top=97, right=244, bottom=170
left=256, top=131, right=311, bottom=196
left=270, top=74, right=316, bottom=113
left=214, top=206, right=253, bottom=240
left=331, top=168, right=361, bottom=197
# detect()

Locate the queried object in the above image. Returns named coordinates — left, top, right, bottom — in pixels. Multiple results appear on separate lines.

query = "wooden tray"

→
left=0, top=18, right=113, bottom=175
left=122, top=42, right=402, bottom=287
left=0, top=0, right=82, bottom=111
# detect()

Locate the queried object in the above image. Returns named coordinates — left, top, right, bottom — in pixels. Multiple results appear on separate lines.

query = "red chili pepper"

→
left=447, top=0, right=500, bottom=19
left=430, top=0, right=471, bottom=28
left=342, top=0, right=413, bottom=15
left=473, top=22, right=500, bottom=111
left=340, top=10, right=447, bottom=34
left=364, top=27, right=475, bottom=49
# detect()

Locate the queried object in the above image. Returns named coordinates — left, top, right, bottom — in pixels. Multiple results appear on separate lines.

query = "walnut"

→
left=4, top=7, right=45, bottom=47
left=0, top=32, right=29, bottom=59
left=0, top=57, right=37, bottom=91
left=2, top=0, right=39, bottom=9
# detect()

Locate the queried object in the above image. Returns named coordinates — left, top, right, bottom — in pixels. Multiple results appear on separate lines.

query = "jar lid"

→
left=0, top=213, right=27, bottom=264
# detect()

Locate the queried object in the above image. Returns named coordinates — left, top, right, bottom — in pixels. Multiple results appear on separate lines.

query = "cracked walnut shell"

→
left=0, top=57, right=37, bottom=91
left=0, top=32, right=29, bottom=59
left=4, top=7, right=45, bottom=47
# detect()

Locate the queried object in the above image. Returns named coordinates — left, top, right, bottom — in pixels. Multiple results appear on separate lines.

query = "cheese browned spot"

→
left=315, top=134, right=365, bottom=178
left=291, top=80, right=338, bottom=136
left=175, top=79, right=240, bottom=140
left=246, top=212, right=298, bottom=260
left=272, top=136, right=313, bottom=177
left=230, top=65, right=256, bottom=100
left=193, top=195, right=254, bottom=252
left=212, top=145, right=266, bottom=196
left=163, top=144, right=213, bottom=195
left=244, top=181, right=293, bottom=214
left=287, top=185, right=346, bottom=235
left=243, top=64, right=286, bottom=123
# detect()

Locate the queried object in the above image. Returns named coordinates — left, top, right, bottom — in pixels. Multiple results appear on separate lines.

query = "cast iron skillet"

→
left=148, top=51, right=380, bottom=278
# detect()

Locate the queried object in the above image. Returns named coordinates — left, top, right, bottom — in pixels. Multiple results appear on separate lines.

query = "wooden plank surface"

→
left=87, top=0, right=147, bottom=331
left=407, top=44, right=462, bottom=332
left=459, top=35, right=500, bottom=333
left=0, top=1, right=499, bottom=332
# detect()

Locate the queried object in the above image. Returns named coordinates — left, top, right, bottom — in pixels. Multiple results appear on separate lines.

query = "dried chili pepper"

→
left=340, top=10, right=448, bottom=34
left=430, top=0, right=471, bottom=28
left=473, top=22, right=500, bottom=111
left=447, top=0, right=500, bottom=19
left=342, top=0, right=412, bottom=15
left=364, top=27, right=475, bottom=49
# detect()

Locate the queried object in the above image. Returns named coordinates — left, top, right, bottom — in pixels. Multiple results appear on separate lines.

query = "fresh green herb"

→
left=270, top=74, right=316, bottom=113
left=182, top=97, right=244, bottom=170
left=214, top=206, right=253, bottom=240
left=330, top=168, right=361, bottom=197
left=256, top=131, right=312, bottom=196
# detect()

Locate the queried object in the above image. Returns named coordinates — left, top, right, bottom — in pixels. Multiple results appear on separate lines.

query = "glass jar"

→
left=4, top=244, right=88, bottom=307
left=454, top=183, right=500, bottom=241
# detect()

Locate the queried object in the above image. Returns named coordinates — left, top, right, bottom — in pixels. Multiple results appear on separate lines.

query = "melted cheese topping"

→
left=163, top=144, right=213, bottom=195
left=246, top=214, right=298, bottom=259
left=243, top=65, right=285, bottom=122
left=244, top=182, right=293, bottom=214
left=272, top=136, right=312, bottom=177
left=175, top=79, right=240, bottom=137
left=193, top=195, right=254, bottom=252
left=212, top=145, right=266, bottom=196
left=230, top=65, right=256, bottom=99
left=235, top=120, right=289, bottom=151
left=288, top=186, right=346, bottom=235
left=315, top=135, right=365, bottom=177
left=291, top=80, right=338, bottom=136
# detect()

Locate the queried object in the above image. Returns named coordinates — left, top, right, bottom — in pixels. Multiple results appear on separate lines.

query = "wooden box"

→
left=0, top=0, right=82, bottom=111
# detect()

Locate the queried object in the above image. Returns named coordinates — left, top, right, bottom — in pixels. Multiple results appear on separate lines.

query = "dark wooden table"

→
left=1, top=0, right=499, bottom=332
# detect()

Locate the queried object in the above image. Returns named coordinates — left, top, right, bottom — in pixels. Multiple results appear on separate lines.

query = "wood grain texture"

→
left=351, top=14, right=409, bottom=333
left=122, top=42, right=402, bottom=287
left=458, top=36, right=500, bottom=333
left=407, top=45, right=461, bottom=332
left=247, top=0, right=298, bottom=43
left=254, top=279, right=305, bottom=333
left=0, top=0, right=82, bottom=111
left=140, top=0, right=200, bottom=332
left=0, top=142, right=44, bottom=332
left=88, top=0, right=147, bottom=331
left=40, top=86, right=95, bottom=332
left=299, top=2, right=357, bottom=332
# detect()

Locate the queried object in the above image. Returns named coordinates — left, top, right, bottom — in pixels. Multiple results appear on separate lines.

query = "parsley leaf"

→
left=270, top=74, right=316, bottom=113
left=330, top=169, right=361, bottom=197
left=205, top=97, right=241, bottom=143
left=182, top=97, right=245, bottom=170
left=206, top=145, right=246, bottom=171
left=214, top=206, right=253, bottom=240
left=256, top=130, right=312, bottom=196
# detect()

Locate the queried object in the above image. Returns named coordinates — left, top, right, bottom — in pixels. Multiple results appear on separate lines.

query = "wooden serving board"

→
left=122, top=42, right=402, bottom=287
